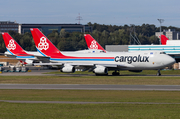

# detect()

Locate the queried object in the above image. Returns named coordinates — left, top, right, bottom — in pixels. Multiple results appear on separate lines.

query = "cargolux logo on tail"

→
left=90, top=40, right=98, bottom=49
left=20, top=60, right=27, bottom=65
left=7, top=39, right=16, bottom=50
left=38, top=37, right=49, bottom=50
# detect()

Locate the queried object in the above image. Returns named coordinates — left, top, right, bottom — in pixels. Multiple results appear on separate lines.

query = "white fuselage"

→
left=48, top=51, right=175, bottom=70
left=4, top=50, right=175, bottom=70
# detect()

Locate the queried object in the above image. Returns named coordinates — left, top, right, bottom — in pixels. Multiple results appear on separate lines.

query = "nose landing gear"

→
left=157, top=69, right=161, bottom=76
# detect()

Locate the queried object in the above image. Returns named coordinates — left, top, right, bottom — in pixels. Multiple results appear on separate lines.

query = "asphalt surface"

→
left=0, top=84, right=180, bottom=91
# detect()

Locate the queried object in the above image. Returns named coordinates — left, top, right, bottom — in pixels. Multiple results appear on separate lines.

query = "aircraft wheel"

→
left=95, top=73, right=108, bottom=76
left=157, top=73, right=161, bottom=76
left=112, top=71, right=120, bottom=76
left=157, top=70, right=161, bottom=76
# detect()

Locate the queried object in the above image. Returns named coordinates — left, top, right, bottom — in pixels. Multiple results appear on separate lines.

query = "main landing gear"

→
left=95, top=73, right=108, bottom=76
left=157, top=69, right=161, bottom=76
left=112, top=70, right=120, bottom=76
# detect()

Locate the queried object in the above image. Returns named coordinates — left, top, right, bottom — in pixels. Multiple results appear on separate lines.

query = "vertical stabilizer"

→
left=84, top=34, right=106, bottom=52
left=2, top=32, right=29, bottom=56
left=30, top=28, right=65, bottom=58
left=160, top=35, right=169, bottom=45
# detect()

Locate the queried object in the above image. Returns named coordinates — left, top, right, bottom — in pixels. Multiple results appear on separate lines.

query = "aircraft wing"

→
left=15, top=53, right=34, bottom=56
left=2, top=52, right=50, bottom=61
left=0, top=53, right=5, bottom=55
left=0, top=58, right=17, bottom=59
left=1, top=52, right=33, bottom=57
left=34, top=55, right=50, bottom=61
left=0, top=53, right=17, bottom=58
left=33, top=62, right=63, bottom=66
left=32, top=62, right=132, bottom=68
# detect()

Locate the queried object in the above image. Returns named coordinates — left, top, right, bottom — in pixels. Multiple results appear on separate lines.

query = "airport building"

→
left=0, top=21, right=19, bottom=33
left=155, top=29, right=180, bottom=40
left=106, top=28, right=180, bottom=61
left=19, top=24, right=92, bottom=35
left=0, top=21, right=92, bottom=35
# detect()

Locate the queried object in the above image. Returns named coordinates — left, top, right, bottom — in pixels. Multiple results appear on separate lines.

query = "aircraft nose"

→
left=164, top=56, right=176, bottom=66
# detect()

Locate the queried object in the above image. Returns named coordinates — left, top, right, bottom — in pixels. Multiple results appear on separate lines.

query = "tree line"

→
left=0, top=22, right=180, bottom=53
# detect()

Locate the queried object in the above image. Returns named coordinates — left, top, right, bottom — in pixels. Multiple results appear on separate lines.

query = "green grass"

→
left=45, top=69, right=180, bottom=75
left=1, top=75, right=180, bottom=85
left=1, top=90, right=180, bottom=119
left=1, top=70, right=180, bottom=85
left=0, top=102, right=180, bottom=119
left=1, top=90, right=180, bottom=103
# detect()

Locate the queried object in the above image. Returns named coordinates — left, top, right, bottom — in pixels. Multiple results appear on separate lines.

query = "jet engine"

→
left=61, top=65, right=75, bottom=73
left=93, top=65, right=108, bottom=74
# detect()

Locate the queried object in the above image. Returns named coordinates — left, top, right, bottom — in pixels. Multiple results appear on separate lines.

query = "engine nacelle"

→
left=61, top=66, right=75, bottom=73
left=93, top=66, right=108, bottom=74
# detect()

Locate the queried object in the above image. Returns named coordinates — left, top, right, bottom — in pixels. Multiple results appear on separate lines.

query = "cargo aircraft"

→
left=30, top=28, right=175, bottom=76
left=1, top=32, right=105, bottom=65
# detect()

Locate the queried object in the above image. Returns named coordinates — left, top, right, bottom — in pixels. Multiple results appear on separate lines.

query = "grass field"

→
left=1, top=75, right=180, bottom=85
left=0, top=102, right=180, bottom=119
left=45, top=69, right=180, bottom=75
left=0, top=70, right=180, bottom=118
left=0, top=90, right=180, bottom=119
left=0, top=90, right=180, bottom=103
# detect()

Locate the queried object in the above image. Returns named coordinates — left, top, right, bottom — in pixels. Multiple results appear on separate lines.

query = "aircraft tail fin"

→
left=160, top=35, right=169, bottom=45
left=1, top=32, right=29, bottom=56
left=30, top=28, right=65, bottom=58
left=84, top=34, right=106, bottom=52
left=19, top=60, right=28, bottom=65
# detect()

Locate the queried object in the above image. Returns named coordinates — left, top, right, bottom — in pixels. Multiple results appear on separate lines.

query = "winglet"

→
left=1, top=32, right=31, bottom=56
left=30, top=28, right=65, bottom=58
left=160, top=35, right=169, bottom=45
left=84, top=34, right=106, bottom=52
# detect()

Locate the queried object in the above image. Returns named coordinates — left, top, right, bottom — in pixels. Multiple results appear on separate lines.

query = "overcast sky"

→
left=0, top=0, right=180, bottom=27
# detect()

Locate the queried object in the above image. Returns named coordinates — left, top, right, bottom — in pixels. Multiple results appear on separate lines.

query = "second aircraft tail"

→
left=160, top=35, right=169, bottom=45
left=84, top=34, right=106, bottom=52
left=30, top=28, right=66, bottom=58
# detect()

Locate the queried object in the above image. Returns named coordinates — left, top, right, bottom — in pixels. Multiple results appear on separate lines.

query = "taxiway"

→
left=0, top=84, right=180, bottom=91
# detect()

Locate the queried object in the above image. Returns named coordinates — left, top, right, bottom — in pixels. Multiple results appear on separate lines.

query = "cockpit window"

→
left=160, top=52, right=166, bottom=54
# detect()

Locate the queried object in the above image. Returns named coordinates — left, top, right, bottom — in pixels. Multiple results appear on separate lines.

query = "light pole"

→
left=157, top=19, right=164, bottom=45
